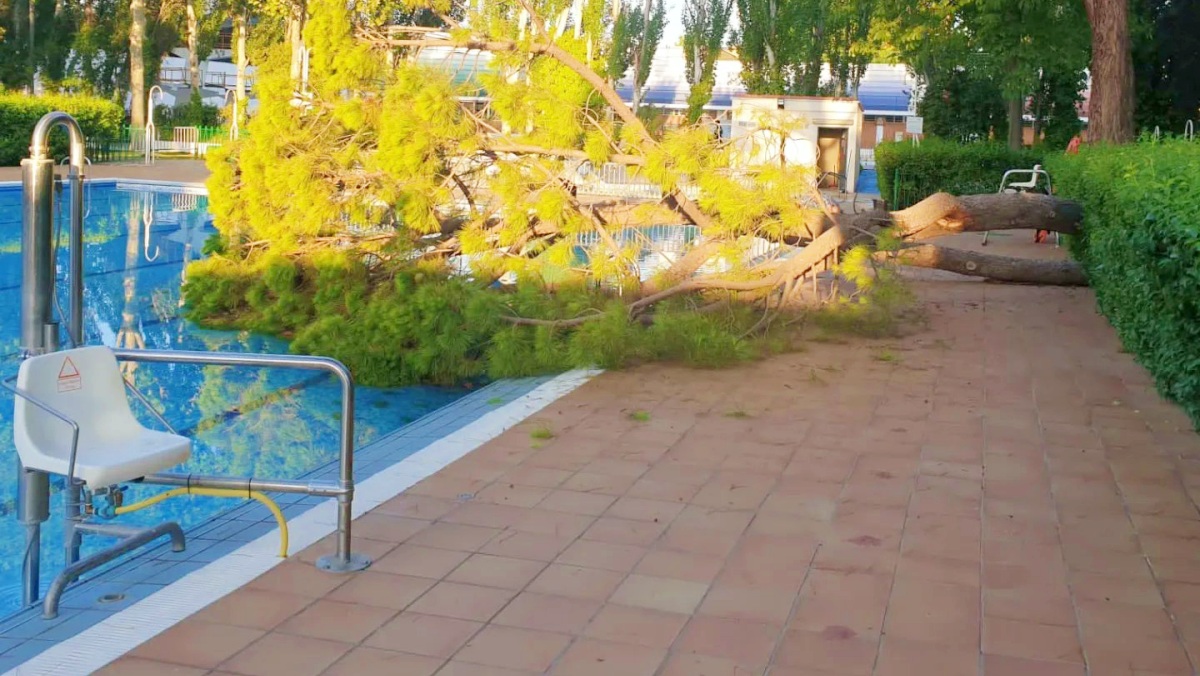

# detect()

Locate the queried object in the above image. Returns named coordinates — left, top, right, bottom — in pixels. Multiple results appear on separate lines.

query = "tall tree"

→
left=682, top=0, right=732, bottom=121
left=26, top=0, right=34, bottom=90
left=969, top=0, right=1088, bottom=149
left=875, top=0, right=1087, bottom=148
left=605, top=0, right=664, bottom=111
left=130, top=0, right=146, bottom=126
left=732, top=0, right=876, bottom=96
left=286, top=0, right=304, bottom=83
left=185, top=0, right=199, bottom=89
left=732, top=0, right=791, bottom=94
left=1083, top=0, right=1134, bottom=143
left=235, top=9, right=247, bottom=124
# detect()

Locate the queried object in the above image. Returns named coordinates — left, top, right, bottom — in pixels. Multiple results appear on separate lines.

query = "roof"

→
left=410, top=43, right=919, bottom=114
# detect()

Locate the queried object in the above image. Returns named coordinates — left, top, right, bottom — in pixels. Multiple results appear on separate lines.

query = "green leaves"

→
left=732, top=0, right=876, bottom=96
left=875, top=138, right=1044, bottom=208
left=1048, top=139, right=1200, bottom=425
left=0, top=92, right=123, bottom=165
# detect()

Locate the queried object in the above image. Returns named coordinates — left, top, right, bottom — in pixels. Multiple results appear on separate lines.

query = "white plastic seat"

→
left=13, top=346, right=191, bottom=487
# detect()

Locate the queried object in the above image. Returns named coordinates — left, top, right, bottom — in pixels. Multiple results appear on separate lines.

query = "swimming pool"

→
left=858, top=168, right=879, bottom=195
left=0, top=180, right=467, bottom=618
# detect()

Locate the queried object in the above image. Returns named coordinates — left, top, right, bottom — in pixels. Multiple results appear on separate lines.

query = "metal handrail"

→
left=110, top=348, right=366, bottom=572
left=1, top=375, right=83, bottom=495
left=998, top=165, right=1052, bottom=194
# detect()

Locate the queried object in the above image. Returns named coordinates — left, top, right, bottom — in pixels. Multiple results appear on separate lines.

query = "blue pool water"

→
left=858, top=169, right=879, bottom=195
left=0, top=181, right=467, bottom=617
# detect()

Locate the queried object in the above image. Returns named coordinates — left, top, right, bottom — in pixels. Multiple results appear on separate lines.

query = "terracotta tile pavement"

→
left=101, top=284, right=1200, bottom=675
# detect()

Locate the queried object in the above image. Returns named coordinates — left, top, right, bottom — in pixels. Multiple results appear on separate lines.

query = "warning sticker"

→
left=57, top=357, right=81, bottom=393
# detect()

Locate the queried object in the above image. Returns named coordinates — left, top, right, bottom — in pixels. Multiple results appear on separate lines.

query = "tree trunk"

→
left=1083, top=0, right=1135, bottom=143
left=889, top=244, right=1087, bottom=286
left=235, top=12, right=248, bottom=122
left=632, top=0, right=652, bottom=112
left=288, top=1, right=306, bottom=85
left=129, top=0, right=147, bottom=127
left=186, top=0, right=200, bottom=91
left=1006, top=97, right=1023, bottom=150
left=27, top=0, right=35, bottom=92
left=844, top=192, right=1082, bottom=242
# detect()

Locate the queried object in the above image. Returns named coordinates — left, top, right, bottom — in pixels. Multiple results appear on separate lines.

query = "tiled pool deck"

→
left=47, top=280, right=1200, bottom=676
left=0, top=376, right=555, bottom=673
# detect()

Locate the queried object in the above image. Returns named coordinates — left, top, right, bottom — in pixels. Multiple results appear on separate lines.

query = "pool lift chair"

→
left=4, top=347, right=191, bottom=619
left=12, top=111, right=372, bottom=621
left=988, top=164, right=1058, bottom=247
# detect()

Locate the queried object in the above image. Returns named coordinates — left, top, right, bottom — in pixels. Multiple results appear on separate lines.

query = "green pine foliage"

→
left=186, top=0, right=915, bottom=389
left=1047, top=139, right=1200, bottom=424
left=183, top=252, right=803, bottom=386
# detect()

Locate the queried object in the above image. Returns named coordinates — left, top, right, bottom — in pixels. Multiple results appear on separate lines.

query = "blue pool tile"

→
left=59, top=582, right=132, bottom=610
left=2, top=612, right=72, bottom=640
left=37, top=610, right=112, bottom=641
left=0, top=638, right=55, bottom=661
left=186, top=538, right=245, bottom=563
left=143, top=560, right=208, bottom=585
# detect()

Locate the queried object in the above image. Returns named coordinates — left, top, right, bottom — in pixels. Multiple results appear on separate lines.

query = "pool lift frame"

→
left=15, top=111, right=369, bottom=620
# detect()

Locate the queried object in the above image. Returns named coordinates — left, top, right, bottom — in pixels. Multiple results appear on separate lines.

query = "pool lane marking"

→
left=5, top=368, right=599, bottom=676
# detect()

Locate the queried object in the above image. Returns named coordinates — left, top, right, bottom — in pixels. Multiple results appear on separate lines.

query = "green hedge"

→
left=1047, top=139, right=1200, bottom=423
left=0, top=92, right=125, bottom=166
left=875, top=138, right=1044, bottom=208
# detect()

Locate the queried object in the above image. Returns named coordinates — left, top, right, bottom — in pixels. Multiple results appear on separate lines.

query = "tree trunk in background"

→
left=1083, top=0, right=1135, bottom=143
left=130, top=0, right=147, bottom=127
left=235, top=12, right=247, bottom=122
left=287, top=1, right=306, bottom=85
left=186, top=0, right=200, bottom=90
left=1006, top=97, right=1023, bottom=150
left=631, top=0, right=652, bottom=112
left=27, top=0, right=36, bottom=92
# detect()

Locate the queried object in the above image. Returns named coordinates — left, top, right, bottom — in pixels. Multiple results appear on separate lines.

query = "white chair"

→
left=12, top=345, right=191, bottom=487
left=5, top=345, right=189, bottom=618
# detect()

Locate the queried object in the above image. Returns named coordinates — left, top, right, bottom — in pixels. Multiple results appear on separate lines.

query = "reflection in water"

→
left=119, top=193, right=146, bottom=379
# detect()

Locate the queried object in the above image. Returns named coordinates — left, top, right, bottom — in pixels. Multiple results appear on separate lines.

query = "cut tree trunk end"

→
left=842, top=192, right=1083, bottom=243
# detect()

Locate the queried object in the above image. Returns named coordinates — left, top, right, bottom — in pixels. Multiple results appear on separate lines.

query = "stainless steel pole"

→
left=18, top=111, right=88, bottom=606
left=68, top=161, right=85, bottom=347
left=17, top=136, right=55, bottom=607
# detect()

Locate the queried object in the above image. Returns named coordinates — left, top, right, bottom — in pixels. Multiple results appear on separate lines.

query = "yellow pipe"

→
left=114, top=487, right=289, bottom=558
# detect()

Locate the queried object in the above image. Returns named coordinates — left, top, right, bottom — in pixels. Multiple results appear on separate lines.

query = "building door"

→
left=817, top=128, right=847, bottom=189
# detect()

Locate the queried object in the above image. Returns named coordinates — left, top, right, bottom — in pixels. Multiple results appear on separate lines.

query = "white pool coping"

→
left=0, top=178, right=208, bottom=191
left=5, top=368, right=598, bottom=676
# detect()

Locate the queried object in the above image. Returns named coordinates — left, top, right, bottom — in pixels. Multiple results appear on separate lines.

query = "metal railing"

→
left=111, top=348, right=369, bottom=574
left=73, top=125, right=233, bottom=163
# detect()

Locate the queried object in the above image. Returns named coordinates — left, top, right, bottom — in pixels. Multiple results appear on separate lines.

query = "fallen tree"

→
left=191, top=0, right=1092, bottom=387
left=836, top=191, right=1087, bottom=286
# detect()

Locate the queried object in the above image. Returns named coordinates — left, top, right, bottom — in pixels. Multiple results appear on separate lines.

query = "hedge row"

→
left=0, top=92, right=125, bottom=166
left=1047, top=139, right=1200, bottom=423
left=875, top=138, right=1043, bottom=208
